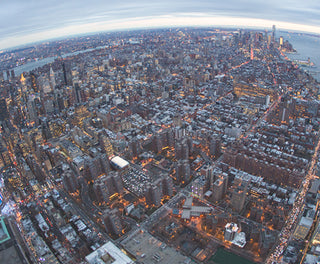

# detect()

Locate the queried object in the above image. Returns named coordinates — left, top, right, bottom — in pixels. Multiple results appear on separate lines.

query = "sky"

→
left=1, top=0, right=320, bottom=50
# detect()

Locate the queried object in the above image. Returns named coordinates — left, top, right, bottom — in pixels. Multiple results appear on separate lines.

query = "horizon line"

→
left=1, top=14, right=320, bottom=51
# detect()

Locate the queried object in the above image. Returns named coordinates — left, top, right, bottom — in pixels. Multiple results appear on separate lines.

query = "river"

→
left=281, top=32, right=320, bottom=81
left=3, top=31, right=320, bottom=82
left=2, top=45, right=109, bottom=78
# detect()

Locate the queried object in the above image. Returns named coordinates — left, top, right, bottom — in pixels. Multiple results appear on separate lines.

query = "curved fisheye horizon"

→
left=2, top=1, right=320, bottom=264
left=1, top=11, right=320, bottom=51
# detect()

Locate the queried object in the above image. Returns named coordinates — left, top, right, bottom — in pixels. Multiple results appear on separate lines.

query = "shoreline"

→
left=280, top=49, right=319, bottom=83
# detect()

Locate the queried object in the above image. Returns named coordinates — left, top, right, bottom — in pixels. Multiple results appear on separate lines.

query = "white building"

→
left=85, top=241, right=133, bottom=264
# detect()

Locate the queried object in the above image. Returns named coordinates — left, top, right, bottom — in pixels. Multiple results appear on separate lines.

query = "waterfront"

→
left=4, top=30, right=320, bottom=83
left=282, top=32, right=320, bottom=81
left=2, top=44, right=108, bottom=78
left=0, top=28, right=319, bottom=264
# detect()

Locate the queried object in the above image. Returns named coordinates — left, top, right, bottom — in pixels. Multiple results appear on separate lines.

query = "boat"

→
left=294, top=58, right=316, bottom=68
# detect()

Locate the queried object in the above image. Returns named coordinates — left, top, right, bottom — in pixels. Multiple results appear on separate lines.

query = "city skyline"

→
left=1, top=26, right=320, bottom=264
left=1, top=0, right=320, bottom=50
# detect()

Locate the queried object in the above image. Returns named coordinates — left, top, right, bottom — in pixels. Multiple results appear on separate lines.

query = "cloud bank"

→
left=1, top=0, right=320, bottom=50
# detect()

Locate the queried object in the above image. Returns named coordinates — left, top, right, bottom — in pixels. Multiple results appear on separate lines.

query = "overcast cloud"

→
left=1, top=0, right=320, bottom=50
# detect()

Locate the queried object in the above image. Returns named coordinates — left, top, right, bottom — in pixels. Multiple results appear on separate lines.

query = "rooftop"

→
left=110, top=156, right=129, bottom=169
left=85, top=241, right=133, bottom=264
left=0, top=217, right=10, bottom=244
left=121, top=229, right=190, bottom=264
left=0, top=246, right=25, bottom=264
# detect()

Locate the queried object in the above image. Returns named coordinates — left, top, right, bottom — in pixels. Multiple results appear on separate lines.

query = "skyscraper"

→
left=27, top=96, right=38, bottom=125
left=175, top=138, right=189, bottom=160
left=74, top=82, right=81, bottom=104
left=30, top=73, right=39, bottom=92
left=49, top=66, right=56, bottom=90
left=279, top=36, right=284, bottom=47
left=230, top=180, right=248, bottom=213
left=99, top=134, right=114, bottom=158
left=175, top=160, right=191, bottom=184
left=103, top=209, right=123, bottom=237
left=62, top=170, right=79, bottom=193
left=10, top=70, right=15, bottom=79
left=62, top=61, right=73, bottom=86
left=212, top=176, right=227, bottom=202
left=224, top=223, right=239, bottom=241
left=209, top=135, right=221, bottom=158
left=145, top=184, right=162, bottom=207
left=162, top=176, right=173, bottom=197
left=272, top=25, right=276, bottom=42
left=93, top=178, right=110, bottom=203
left=0, top=99, right=9, bottom=121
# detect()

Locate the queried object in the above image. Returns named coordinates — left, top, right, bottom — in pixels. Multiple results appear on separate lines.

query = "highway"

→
left=266, top=134, right=320, bottom=264
left=299, top=202, right=320, bottom=264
